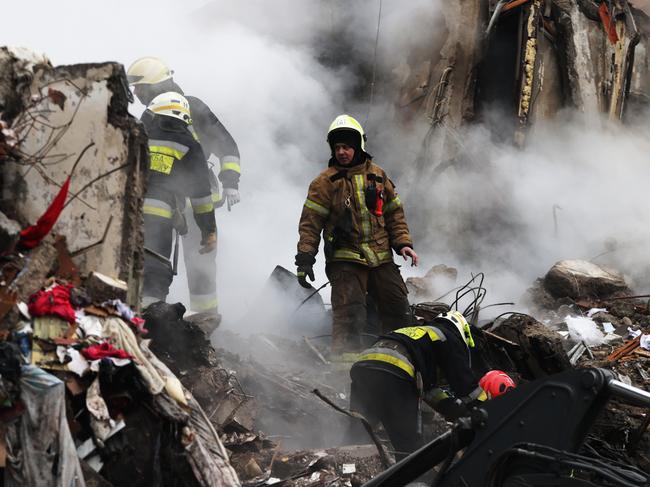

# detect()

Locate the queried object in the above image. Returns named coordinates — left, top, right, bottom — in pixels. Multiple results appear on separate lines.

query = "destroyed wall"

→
left=396, top=0, right=650, bottom=147
left=0, top=47, right=147, bottom=307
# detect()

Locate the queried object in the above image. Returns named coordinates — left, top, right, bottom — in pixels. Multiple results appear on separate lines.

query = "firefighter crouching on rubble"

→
left=347, top=307, right=516, bottom=460
left=296, top=114, right=418, bottom=354
left=128, top=57, right=242, bottom=316
left=140, top=92, right=217, bottom=306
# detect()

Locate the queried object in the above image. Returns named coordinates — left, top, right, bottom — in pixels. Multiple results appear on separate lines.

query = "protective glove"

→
left=199, top=232, right=217, bottom=255
left=223, top=188, right=240, bottom=211
left=433, top=397, right=470, bottom=422
left=295, top=252, right=316, bottom=289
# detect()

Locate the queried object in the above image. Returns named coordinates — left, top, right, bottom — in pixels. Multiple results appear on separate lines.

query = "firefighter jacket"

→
left=140, top=83, right=241, bottom=206
left=352, top=319, right=487, bottom=405
left=297, top=158, right=412, bottom=267
left=142, top=115, right=216, bottom=239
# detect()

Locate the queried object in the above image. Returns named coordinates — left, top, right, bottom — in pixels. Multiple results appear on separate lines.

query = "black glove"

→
left=295, top=252, right=316, bottom=289
left=433, top=397, right=470, bottom=422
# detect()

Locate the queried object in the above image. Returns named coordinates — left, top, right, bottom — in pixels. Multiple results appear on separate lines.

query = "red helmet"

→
left=479, top=370, right=516, bottom=399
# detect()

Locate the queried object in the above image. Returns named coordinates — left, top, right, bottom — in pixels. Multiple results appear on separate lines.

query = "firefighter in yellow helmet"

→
left=127, top=57, right=241, bottom=316
left=141, top=92, right=216, bottom=306
left=296, top=114, right=418, bottom=353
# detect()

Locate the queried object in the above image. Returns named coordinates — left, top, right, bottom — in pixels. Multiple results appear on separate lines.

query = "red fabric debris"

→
left=130, top=316, right=148, bottom=335
left=18, top=176, right=71, bottom=250
left=28, top=284, right=76, bottom=324
left=81, top=342, right=132, bottom=361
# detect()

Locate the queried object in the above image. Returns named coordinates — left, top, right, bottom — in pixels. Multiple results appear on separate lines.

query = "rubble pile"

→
left=485, top=259, right=650, bottom=471
left=0, top=235, right=240, bottom=486
left=0, top=47, right=241, bottom=486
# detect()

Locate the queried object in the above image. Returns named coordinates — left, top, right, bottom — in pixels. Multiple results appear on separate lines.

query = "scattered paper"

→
left=89, top=357, right=131, bottom=372
left=77, top=314, right=104, bottom=338
left=66, top=349, right=90, bottom=376
left=17, top=302, right=31, bottom=320
left=628, top=327, right=642, bottom=339
left=86, top=454, right=104, bottom=472
left=342, top=463, right=356, bottom=474
left=640, top=334, right=650, bottom=351
left=602, top=322, right=615, bottom=334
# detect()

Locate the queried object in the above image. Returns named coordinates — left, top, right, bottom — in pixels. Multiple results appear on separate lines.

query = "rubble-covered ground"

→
left=0, top=0, right=650, bottom=479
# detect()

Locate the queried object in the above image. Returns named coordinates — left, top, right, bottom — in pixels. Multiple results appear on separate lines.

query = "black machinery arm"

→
left=363, top=368, right=650, bottom=487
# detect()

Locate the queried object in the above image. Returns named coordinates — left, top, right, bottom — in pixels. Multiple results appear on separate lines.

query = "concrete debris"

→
left=544, top=259, right=631, bottom=300
left=1, top=47, right=148, bottom=309
left=0, top=35, right=647, bottom=486
left=0, top=47, right=240, bottom=487
left=490, top=313, right=572, bottom=379
left=84, top=272, right=128, bottom=304
left=405, top=264, right=458, bottom=301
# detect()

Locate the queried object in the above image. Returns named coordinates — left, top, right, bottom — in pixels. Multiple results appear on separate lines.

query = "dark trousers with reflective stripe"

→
left=143, top=213, right=175, bottom=300
left=326, top=261, right=409, bottom=353
left=347, top=366, right=421, bottom=460
left=182, top=204, right=218, bottom=312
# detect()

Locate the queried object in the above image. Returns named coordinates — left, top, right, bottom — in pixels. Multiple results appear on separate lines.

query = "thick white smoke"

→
left=5, top=0, right=650, bottom=330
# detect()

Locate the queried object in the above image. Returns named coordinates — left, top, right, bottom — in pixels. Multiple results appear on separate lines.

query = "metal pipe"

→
left=486, top=0, right=508, bottom=37
left=607, top=379, right=650, bottom=408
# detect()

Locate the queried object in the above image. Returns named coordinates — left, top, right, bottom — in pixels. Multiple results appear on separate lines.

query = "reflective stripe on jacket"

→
left=353, top=320, right=485, bottom=404
left=141, top=114, right=216, bottom=237
left=297, top=159, right=412, bottom=267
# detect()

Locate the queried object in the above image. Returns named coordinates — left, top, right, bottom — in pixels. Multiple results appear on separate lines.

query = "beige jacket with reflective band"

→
left=298, top=159, right=412, bottom=267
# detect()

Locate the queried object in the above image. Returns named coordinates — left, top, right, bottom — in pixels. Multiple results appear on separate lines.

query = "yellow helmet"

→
left=327, top=114, right=366, bottom=151
left=441, top=310, right=475, bottom=348
left=127, top=57, right=173, bottom=85
left=147, top=92, right=191, bottom=124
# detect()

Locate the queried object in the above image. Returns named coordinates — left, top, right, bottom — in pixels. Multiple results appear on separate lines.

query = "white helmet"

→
left=327, top=114, right=367, bottom=151
left=440, top=310, right=475, bottom=348
left=127, top=57, right=173, bottom=85
left=147, top=92, right=192, bottom=124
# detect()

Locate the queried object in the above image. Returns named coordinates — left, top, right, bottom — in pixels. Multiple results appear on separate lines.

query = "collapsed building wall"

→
left=398, top=0, right=650, bottom=150
left=0, top=48, right=243, bottom=486
left=0, top=47, right=147, bottom=307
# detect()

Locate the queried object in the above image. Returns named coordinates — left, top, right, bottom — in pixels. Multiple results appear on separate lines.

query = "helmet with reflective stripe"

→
left=327, top=114, right=367, bottom=151
left=147, top=92, right=192, bottom=124
left=440, top=310, right=475, bottom=348
left=479, top=370, right=516, bottom=399
left=127, top=57, right=173, bottom=85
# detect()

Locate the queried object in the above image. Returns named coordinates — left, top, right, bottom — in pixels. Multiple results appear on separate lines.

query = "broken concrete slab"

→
left=544, top=259, right=630, bottom=300
left=0, top=48, right=148, bottom=309
left=84, top=272, right=128, bottom=304
left=405, top=264, right=458, bottom=301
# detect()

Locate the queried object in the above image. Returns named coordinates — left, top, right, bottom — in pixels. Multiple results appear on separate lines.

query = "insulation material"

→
left=566, top=315, right=606, bottom=346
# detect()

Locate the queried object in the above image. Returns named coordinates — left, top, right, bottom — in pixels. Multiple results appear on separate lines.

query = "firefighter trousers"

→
left=326, top=261, right=409, bottom=353
left=143, top=213, right=175, bottom=302
left=182, top=204, right=218, bottom=313
left=346, top=366, right=422, bottom=460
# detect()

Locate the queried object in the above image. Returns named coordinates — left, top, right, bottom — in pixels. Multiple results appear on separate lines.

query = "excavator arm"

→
left=363, top=368, right=650, bottom=487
